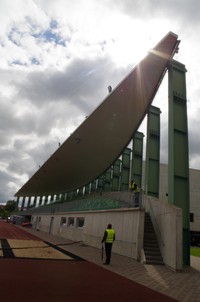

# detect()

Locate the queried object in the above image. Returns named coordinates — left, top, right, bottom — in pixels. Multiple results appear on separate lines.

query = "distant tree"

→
left=0, top=206, right=4, bottom=218
left=3, top=209, right=10, bottom=219
left=0, top=206, right=10, bottom=219
left=5, top=200, right=18, bottom=213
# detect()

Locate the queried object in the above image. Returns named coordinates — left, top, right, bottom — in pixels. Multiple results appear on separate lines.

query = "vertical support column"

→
left=168, top=60, right=190, bottom=265
left=104, top=167, right=112, bottom=191
left=38, top=196, right=43, bottom=206
left=131, top=131, right=144, bottom=187
left=72, top=190, right=78, bottom=198
left=60, top=193, right=65, bottom=201
left=112, top=159, right=121, bottom=191
left=145, top=106, right=161, bottom=197
left=67, top=191, right=74, bottom=200
left=91, top=179, right=97, bottom=192
left=27, top=196, right=32, bottom=208
left=84, top=184, right=90, bottom=195
left=33, top=196, right=37, bottom=207
left=55, top=194, right=60, bottom=201
left=21, top=196, right=26, bottom=211
left=78, top=187, right=84, bottom=196
left=16, top=196, right=20, bottom=209
left=44, top=196, right=48, bottom=205
left=64, top=193, right=68, bottom=200
left=97, top=175, right=105, bottom=193
left=121, top=148, right=131, bottom=191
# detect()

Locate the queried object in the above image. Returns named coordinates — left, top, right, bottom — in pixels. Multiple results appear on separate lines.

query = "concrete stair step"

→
left=144, top=233, right=157, bottom=238
left=145, top=259, right=164, bottom=265
left=144, top=249, right=160, bottom=254
left=144, top=239, right=158, bottom=244
left=144, top=228, right=155, bottom=232
left=146, top=255, right=163, bottom=261
left=145, top=250, right=161, bottom=256
left=144, top=246, right=160, bottom=252
left=144, top=212, right=164, bottom=266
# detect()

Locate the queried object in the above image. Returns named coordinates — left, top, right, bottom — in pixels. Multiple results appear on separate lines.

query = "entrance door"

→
left=35, top=216, right=39, bottom=230
left=49, top=217, right=54, bottom=234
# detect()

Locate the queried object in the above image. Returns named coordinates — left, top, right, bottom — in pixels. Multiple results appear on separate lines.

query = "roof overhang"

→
left=15, top=32, right=180, bottom=197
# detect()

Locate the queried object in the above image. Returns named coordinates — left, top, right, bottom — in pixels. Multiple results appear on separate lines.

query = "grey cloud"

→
left=15, top=58, right=106, bottom=105
left=0, top=170, right=17, bottom=202
left=15, top=56, right=129, bottom=114
left=0, top=91, right=37, bottom=139
left=188, top=121, right=200, bottom=156
left=112, top=0, right=200, bottom=26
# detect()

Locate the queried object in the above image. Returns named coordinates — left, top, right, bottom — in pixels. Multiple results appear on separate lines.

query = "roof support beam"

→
left=145, top=106, right=161, bottom=197
left=168, top=60, right=190, bottom=265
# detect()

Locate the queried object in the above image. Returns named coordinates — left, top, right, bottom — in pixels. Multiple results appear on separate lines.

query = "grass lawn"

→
left=190, top=246, right=200, bottom=257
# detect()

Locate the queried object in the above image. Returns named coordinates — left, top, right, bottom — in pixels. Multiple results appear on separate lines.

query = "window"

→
left=60, top=217, right=67, bottom=226
left=67, top=217, right=74, bottom=227
left=76, top=217, right=85, bottom=228
left=190, top=213, right=194, bottom=222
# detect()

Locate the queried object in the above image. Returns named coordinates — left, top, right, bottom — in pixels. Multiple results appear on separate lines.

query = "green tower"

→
left=168, top=59, right=190, bottom=265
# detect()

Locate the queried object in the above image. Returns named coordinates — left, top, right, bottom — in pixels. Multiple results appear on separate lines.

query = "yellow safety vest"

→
left=106, top=229, right=115, bottom=243
left=130, top=182, right=140, bottom=192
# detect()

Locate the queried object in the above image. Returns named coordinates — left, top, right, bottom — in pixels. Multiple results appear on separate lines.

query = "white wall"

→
left=157, top=163, right=200, bottom=233
left=189, top=168, right=200, bottom=232
left=31, top=208, right=144, bottom=261
left=31, top=195, right=183, bottom=270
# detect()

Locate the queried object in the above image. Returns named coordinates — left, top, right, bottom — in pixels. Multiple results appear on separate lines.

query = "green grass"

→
left=190, top=247, right=200, bottom=257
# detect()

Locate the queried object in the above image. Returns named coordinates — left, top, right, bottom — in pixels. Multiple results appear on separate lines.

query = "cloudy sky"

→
left=0, top=0, right=199, bottom=203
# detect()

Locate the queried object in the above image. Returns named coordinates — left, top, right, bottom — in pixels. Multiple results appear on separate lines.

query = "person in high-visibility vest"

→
left=101, top=223, right=115, bottom=265
left=130, top=180, right=141, bottom=207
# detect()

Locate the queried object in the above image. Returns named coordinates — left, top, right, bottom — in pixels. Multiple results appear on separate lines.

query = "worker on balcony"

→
left=130, top=180, right=141, bottom=207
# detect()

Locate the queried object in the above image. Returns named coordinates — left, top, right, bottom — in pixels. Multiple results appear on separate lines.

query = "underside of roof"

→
left=15, top=32, right=180, bottom=197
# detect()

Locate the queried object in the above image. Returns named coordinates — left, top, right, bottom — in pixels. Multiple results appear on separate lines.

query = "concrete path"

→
left=21, top=226, right=200, bottom=302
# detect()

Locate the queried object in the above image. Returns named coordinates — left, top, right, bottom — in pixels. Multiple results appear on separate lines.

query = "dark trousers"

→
left=105, top=242, right=113, bottom=264
left=135, top=192, right=140, bottom=207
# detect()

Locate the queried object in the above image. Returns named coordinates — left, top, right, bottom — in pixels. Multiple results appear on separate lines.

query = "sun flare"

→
left=100, top=18, right=172, bottom=68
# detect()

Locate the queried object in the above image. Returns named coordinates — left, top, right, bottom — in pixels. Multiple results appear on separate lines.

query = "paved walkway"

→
left=21, top=226, right=200, bottom=302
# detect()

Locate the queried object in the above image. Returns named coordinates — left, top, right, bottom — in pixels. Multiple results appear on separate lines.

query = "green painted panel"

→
left=112, top=176, right=120, bottom=191
left=97, top=175, right=104, bottom=189
left=132, top=158, right=143, bottom=176
left=174, top=131, right=189, bottom=176
left=105, top=168, right=112, bottom=182
left=172, top=67, right=186, bottom=96
left=121, top=168, right=130, bottom=191
left=168, top=60, right=190, bottom=266
left=84, top=184, right=90, bottom=195
left=174, top=176, right=190, bottom=227
left=148, top=161, right=159, bottom=195
left=78, top=187, right=84, bottom=196
left=149, top=136, right=160, bottom=159
left=145, top=106, right=160, bottom=197
left=113, top=159, right=121, bottom=176
left=91, top=180, right=97, bottom=192
left=122, top=148, right=131, bottom=168
left=174, top=98, right=187, bottom=131
left=132, top=132, right=144, bottom=187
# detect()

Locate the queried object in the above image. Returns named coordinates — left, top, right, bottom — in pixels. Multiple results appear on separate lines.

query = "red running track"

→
left=0, top=220, right=41, bottom=240
left=0, top=221, right=178, bottom=302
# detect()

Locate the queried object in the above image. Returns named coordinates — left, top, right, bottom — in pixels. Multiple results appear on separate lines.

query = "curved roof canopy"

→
left=15, top=32, right=180, bottom=197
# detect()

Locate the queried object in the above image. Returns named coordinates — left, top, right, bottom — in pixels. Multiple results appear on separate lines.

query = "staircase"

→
left=143, top=212, right=164, bottom=265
